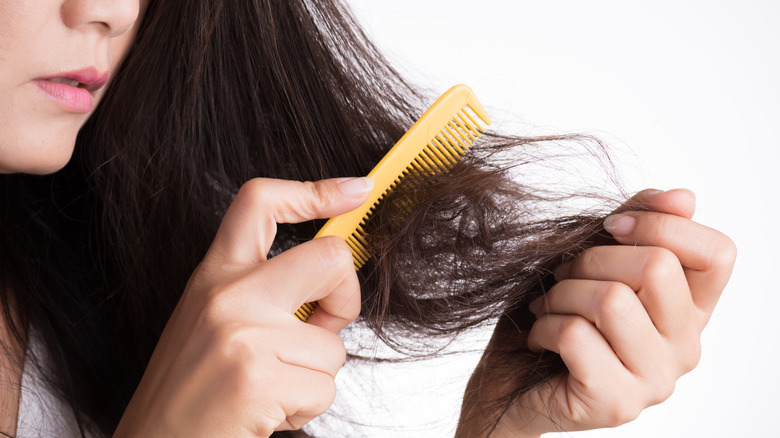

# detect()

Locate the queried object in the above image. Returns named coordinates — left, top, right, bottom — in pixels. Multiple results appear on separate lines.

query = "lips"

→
left=34, top=68, right=110, bottom=114
left=39, top=68, right=110, bottom=92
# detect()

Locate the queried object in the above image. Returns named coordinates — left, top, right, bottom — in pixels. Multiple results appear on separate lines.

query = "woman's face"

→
left=0, top=0, right=149, bottom=174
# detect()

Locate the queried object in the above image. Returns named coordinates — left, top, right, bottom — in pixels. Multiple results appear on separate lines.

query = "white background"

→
left=319, top=1, right=780, bottom=437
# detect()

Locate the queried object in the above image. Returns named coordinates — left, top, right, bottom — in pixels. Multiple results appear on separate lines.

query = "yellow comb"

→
left=294, top=84, right=491, bottom=322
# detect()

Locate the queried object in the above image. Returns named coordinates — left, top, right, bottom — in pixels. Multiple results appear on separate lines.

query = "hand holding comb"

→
left=295, top=84, right=491, bottom=322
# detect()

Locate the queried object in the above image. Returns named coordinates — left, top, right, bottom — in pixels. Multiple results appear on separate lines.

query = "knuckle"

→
left=311, top=374, right=338, bottom=415
left=575, top=248, right=600, bottom=274
left=603, top=402, right=640, bottom=428
left=284, top=416, right=304, bottom=431
left=257, top=406, right=286, bottom=436
left=710, top=233, right=737, bottom=270
left=642, top=359, right=680, bottom=406
left=211, top=328, right=273, bottom=399
left=301, top=180, right=330, bottom=217
left=558, top=317, right=592, bottom=351
left=325, top=332, right=348, bottom=370
left=680, top=339, right=702, bottom=373
left=215, top=326, right=258, bottom=365
left=200, top=286, right=238, bottom=327
left=643, top=247, right=681, bottom=283
left=598, top=282, right=635, bottom=321
left=233, top=178, right=277, bottom=223
left=340, top=286, right=362, bottom=324
left=640, top=368, right=677, bottom=407
left=315, top=237, right=354, bottom=271
left=345, top=298, right=361, bottom=324
left=302, top=179, right=323, bottom=201
left=323, top=378, right=338, bottom=410
left=238, top=178, right=271, bottom=205
left=650, top=378, right=677, bottom=405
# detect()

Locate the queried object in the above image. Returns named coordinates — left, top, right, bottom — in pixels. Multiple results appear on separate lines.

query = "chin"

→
left=26, top=156, right=75, bottom=175
left=0, top=138, right=77, bottom=175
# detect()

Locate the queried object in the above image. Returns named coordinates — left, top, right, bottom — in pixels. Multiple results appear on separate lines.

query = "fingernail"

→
left=648, top=188, right=696, bottom=203
left=338, top=177, right=374, bottom=197
left=554, top=262, right=571, bottom=281
left=603, top=214, right=636, bottom=236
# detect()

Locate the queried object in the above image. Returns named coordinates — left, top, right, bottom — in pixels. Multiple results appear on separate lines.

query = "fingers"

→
left=528, top=314, right=630, bottom=391
left=556, top=246, right=694, bottom=338
left=530, top=280, right=661, bottom=375
left=272, top=365, right=338, bottom=432
left=208, top=237, right=359, bottom=333
left=503, top=188, right=734, bottom=434
left=615, top=188, right=696, bottom=219
left=126, top=178, right=367, bottom=436
left=272, top=323, right=347, bottom=379
left=236, top=355, right=338, bottom=434
left=209, top=177, right=373, bottom=264
left=263, top=237, right=361, bottom=332
left=602, top=210, right=736, bottom=315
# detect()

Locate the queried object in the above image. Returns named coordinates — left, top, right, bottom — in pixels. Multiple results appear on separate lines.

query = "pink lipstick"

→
left=34, top=68, right=110, bottom=114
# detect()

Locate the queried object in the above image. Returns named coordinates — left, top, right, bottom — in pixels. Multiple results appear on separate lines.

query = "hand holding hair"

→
left=457, top=189, right=736, bottom=437
left=113, top=177, right=372, bottom=437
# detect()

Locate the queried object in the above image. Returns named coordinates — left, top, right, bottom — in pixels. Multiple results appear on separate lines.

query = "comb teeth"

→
left=294, top=302, right=317, bottom=320
left=346, top=106, right=487, bottom=269
left=296, top=85, right=491, bottom=322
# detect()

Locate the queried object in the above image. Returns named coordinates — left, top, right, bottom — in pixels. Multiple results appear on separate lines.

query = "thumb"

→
left=209, top=177, right=374, bottom=264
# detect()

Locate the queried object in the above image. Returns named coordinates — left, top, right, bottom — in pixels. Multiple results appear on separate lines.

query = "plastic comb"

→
left=294, top=84, right=491, bottom=322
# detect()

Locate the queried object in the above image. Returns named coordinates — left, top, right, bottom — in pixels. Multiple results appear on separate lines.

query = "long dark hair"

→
left=0, top=0, right=620, bottom=436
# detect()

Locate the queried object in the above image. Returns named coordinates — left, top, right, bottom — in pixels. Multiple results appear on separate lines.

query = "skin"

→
left=456, top=189, right=736, bottom=437
left=0, top=1, right=736, bottom=437
left=114, top=177, right=371, bottom=436
left=0, top=0, right=145, bottom=174
left=0, top=0, right=147, bottom=432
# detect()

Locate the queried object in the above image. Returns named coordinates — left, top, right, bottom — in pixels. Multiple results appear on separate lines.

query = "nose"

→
left=61, top=0, right=140, bottom=36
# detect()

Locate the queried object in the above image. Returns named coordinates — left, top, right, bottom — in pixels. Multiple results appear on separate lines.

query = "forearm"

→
left=456, top=361, right=541, bottom=438
left=456, top=411, right=541, bottom=438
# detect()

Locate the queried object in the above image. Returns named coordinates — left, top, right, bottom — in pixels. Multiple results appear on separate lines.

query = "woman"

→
left=0, top=0, right=735, bottom=437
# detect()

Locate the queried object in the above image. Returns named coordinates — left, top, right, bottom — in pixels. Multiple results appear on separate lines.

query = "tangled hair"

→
left=358, top=136, right=620, bottom=435
left=0, top=0, right=622, bottom=436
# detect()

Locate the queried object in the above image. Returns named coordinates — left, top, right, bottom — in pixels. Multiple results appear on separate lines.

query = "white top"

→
left=16, top=336, right=85, bottom=438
